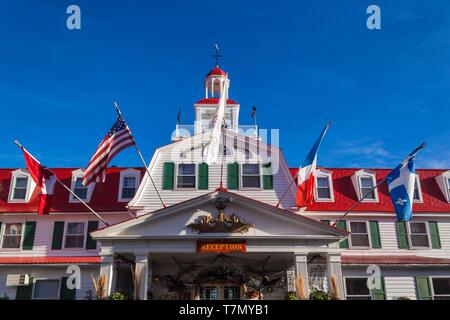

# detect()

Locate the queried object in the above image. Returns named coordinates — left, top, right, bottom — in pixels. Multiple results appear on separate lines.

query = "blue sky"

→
left=1, top=1, right=450, bottom=169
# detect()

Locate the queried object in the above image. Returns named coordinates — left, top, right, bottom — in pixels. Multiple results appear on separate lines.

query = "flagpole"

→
left=113, top=102, right=167, bottom=208
left=331, top=142, right=426, bottom=227
left=13, top=140, right=110, bottom=226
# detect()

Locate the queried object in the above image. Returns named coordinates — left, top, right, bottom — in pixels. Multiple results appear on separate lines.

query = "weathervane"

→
left=212, top=44, right=222, bottom=66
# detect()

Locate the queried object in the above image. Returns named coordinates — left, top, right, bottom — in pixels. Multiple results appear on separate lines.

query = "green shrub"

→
left=285, top=291, right=297, bottom=300
left=309, top=289, right=332, bottom=300
left=109, top=291, right=132, bottom=300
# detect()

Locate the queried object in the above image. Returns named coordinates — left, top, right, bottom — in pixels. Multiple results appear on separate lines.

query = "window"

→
left=447, top=178, right=450, bottom=200
left=12, top=176, right=29, bottom=200
left=408, top=222, right=429, bottom=248
left=349, top=222, right=370, bottom=248
left=432, top=278, right=450, bottom=300
left=241, top=164, right=261, bottom=188
left=121, top=176, right=136, bottom=199
left=316, top=176, right=331, bottom=200
left=33, top=279, right=60, bottom=300
left=200, top=286, right=217, bottom=300
left=413, top=175, right=422, bottom=202
left=64, top=222, right=85, bottom=248
left=177, top=164, right=196, bottom=188
left=223, top=286, right=240, bottom=300
left=1, top=223, right=23, bottom=248
left=345, top=278, right=371, bottom=300
left=359, top=176, right=376, bottom=200
left=72, top=177, right=88, bottom=200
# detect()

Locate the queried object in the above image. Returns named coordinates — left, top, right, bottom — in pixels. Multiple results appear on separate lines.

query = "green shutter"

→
left=321, top=220, right=331, bottom=225
left=198, top=163, right=209, bottom=190
left=15, top=277, right=33, bottom=300
left=415, top=276, right=432, bottom=300
left=396, top=221, right=409, bottom=249
left=262, top=162, right=273, bottom=190
left=162, top=162, right=174, bottom=190
left=369, top=221, right=382, bottom=249
left=428, top=221, right=442, bottom=249
left=336, top=220, right=349, bottom=249
left=51, top=221, right=65, bottom=250
left=60, top=277, right=76, bottom=300
left=22, top=221, right=36, bottom=250
left=372, top=277, right=386, bottom=300
left=85, top=221, right=99, bottom=250
left=227, top=163, right=239, bottom=190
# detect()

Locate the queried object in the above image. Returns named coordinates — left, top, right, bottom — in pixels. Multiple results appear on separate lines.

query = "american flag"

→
left=82, top=115, right=135, bottom=186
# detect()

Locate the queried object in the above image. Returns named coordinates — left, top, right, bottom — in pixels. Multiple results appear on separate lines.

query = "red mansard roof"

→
left=290, top=168, right=450, bottom=212
left=0, top=167, right=144, bottom=213
left=195, top=98, right=238, bottom=105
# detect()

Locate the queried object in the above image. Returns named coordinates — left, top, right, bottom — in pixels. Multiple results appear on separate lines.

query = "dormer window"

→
left=118, top=168, right=141, bottom=202
left=8, top=169, right=35, bottom=203
left=435, top=171, right=450, bottom=203
left=447, top=178, right=450, bottom=200
left=351, top=170, right=379, bottom=202
left=314, top=169, right=334, bottom=202
left=413, top=174, right=423, bottom=203
left=69, top=169, right=94, bottom=203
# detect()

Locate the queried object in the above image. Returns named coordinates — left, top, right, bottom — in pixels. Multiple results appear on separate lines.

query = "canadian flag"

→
left=20, top=146, right=57, bottom=215
left=296, top=122, right=331, bottom=207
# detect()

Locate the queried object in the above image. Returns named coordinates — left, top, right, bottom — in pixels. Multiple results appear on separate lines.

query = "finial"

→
left=212, top=44, right=222, bottom=66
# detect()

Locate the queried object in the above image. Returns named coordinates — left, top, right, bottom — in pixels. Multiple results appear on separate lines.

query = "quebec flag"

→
left=386, top=145, right=423, bottom=221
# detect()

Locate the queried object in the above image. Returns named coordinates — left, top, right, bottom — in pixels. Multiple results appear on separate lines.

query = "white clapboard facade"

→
left=1, top=64, right=450, bottom=300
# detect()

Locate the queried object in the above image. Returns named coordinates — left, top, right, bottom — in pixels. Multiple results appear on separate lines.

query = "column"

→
left=293, top=253, right=309, bottom=300
left=327, top=253, right=344, bottom=300
left=134, top=253, right=149, bottom=300
left=100, top=254, right=114, bottom=298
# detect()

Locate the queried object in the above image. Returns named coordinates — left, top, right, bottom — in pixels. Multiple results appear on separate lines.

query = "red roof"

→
left=342, top=255, right=450, bottom=265
left=289, top=168, right=450, bottom=212
left=195, top=98, right=238, bottom=105
left=0, top=256, right=101, bottom=265
left=206, top=66, right=227, bottom=77
left=0, top=167, right=144, bottom=213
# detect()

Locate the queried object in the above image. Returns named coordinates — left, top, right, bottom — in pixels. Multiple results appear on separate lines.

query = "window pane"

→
left=350, top=222, right=367, bottom=234
left=74, top=178, right=84, bottom=188
left=361, top=188, right=376, bottom=200
left=13, top=188, right=27, bottom=200
left=122, top=187, right=136, bottom=199
left=413, top=188, right=420, bottom=201
left=317, top=188, right=331, bottom=199
left=360, top=177, right=374, bottom=188
left=345, top=278, right=370, bottom=296
left=178, top=164, right=195, bottom=175
left=200, top=286, right=217, bottom=300
left=242, top=176, right=261, bottom=188
left=411, top=235, right=429, bottom=247
left=2, top=236, right=21, bottom=248
left=410, top=222, right=426, bottom=234
left=317, top=177, right=329, bottom=188
left=242, top=164, right=259, bottom=175
left=74, top=187, right=88, bottom=199
left=67, top=223, right=84, bottom=235
left=65, top=235, right=84, bottom=248
left=177, top=176, right=196, bottom=188
left=15, top=177, right=28, bottom=188
left=351, top=234, right=370, bottom=247
left=223, top=286, right=240, bottom=300
left=123, top=177, right=136, bottom=188
left=5, top=223, right=22, bottom=235
left=432, top=278, right=450, bottom=295
left=33, top=280, right=60, bottom=299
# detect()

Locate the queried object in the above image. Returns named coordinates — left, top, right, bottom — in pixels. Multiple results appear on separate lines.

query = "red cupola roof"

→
left=206, top=66, right=227, bottom=77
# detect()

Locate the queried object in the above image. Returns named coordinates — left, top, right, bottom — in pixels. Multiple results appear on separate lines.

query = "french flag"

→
left=20, top=146, right=57, bottom=215
left=296, top=122, right=331, bottom=207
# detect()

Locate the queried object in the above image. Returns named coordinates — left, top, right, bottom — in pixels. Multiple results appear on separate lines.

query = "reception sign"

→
left=197, top=240, right=246, bottom=253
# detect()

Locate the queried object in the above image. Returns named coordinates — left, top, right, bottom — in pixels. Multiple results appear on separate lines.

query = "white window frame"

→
left=118, top=169, right=141, bottom=202
left=8, top=169, right=36, bottom=203
left=175, top=163, right=197, bottom=190
left=430, top=276, right=450, bottom=300
left=351, top=170, right=379, bottom=202
left=0, top=222, right=24, bottom=250
left=69, top=169, right=95, bottom=203
left=435, top=171, right=450, bottom=203
left=63, top=221, right=87, bottom=250
left=240, top=163, right=262, bottom=190
left=32, top=278, right=61, bottom=300
left=343, top=276, right=373, bottom=300
left=446, top=177, right=450, bottom=202
left=314, top=169, right=334, bottom=202
left=347, top=221, right=372, bottom=249
left=407, top=221, right=430, bottom=249
left=413, top=174, right=423, bottom=203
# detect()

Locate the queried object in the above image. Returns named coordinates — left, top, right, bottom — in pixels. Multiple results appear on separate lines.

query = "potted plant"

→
left=309, top=289, right=332, bottom=300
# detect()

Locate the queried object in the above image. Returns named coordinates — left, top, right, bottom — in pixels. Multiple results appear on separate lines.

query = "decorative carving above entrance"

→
left=187, top=196, right=254, bottom=234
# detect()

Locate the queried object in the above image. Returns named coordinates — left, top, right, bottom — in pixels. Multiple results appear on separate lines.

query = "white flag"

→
left=205, top=80, right=229, bottom=164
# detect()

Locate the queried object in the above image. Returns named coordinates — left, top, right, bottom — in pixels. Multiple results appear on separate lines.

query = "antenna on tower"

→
left=212, top=44, right=222, bottom=66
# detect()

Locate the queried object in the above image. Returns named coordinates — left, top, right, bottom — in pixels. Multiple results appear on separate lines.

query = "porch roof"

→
left=0, top=256, right=101, bottom=265
left=342, top=255, right=450, bottom=265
